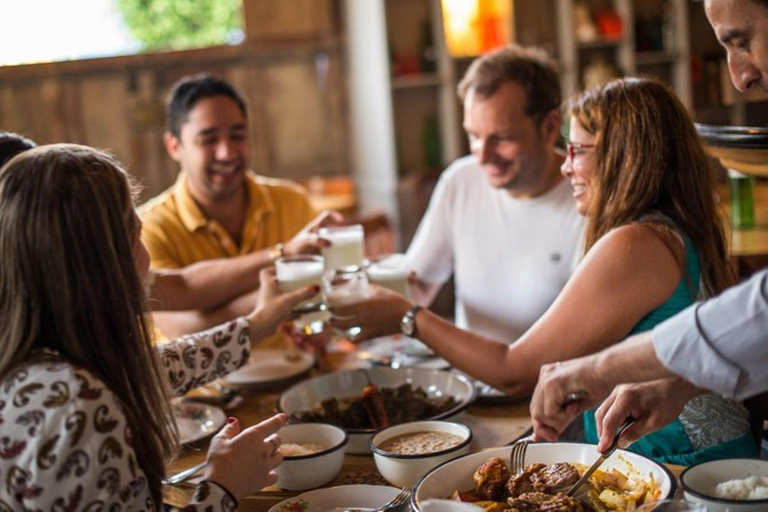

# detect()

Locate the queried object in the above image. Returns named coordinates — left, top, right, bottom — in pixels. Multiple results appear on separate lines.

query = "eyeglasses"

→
left=566, top=142, right=595, bottom=161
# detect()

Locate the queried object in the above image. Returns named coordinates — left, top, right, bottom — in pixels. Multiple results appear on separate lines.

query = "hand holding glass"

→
left=318, top=224, right=364, bottom=271
left=324, top=266, right=370, bottom=340
left=366, top=253, right=410, bottom=297
left=276, top=255, right=327, bottom=335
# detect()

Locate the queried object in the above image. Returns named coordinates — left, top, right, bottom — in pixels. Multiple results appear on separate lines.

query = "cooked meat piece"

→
left=507, top=491, right=584, bottom=512
left=530, top=463, right=580, bottom=494
left=474, top=457, right=512, bottom=501
left=506, top=463, right=546, bottom=497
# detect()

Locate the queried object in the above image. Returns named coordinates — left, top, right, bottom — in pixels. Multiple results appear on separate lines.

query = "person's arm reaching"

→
left=653, top=269, right=768, bottom=401
left=147, top=211, right=343, bottom=313
left=334, top=224, right=684, bottom=398
left=594, top=378, right=704, bottom=452
left=530, top=331, right=677, bottom=442
left=152, top=288, right=260, bottom=340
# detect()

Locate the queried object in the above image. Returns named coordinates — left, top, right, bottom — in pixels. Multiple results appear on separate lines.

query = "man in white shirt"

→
left=408, top=45, right=584, bottom=345
left=530, top=0, right=768, bottom=448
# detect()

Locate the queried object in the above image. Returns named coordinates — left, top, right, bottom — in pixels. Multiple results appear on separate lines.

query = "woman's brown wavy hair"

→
left=569, top=77, right=734, bottom=297
left=0, top=144, right=176, bottom=506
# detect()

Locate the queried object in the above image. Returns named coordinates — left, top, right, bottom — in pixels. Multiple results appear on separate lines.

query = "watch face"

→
left=401, top=315, right=415, bottom=336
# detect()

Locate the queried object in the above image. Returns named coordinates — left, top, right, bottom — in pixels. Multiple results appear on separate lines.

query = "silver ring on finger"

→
left=565, top=391, right=584, bottom=404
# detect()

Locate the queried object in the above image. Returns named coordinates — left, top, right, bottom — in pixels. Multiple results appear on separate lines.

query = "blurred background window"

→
left=0, top=0, right=244, bottom=66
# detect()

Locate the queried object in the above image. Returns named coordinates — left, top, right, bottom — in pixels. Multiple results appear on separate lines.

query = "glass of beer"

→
left=318, top=224, right=364, bottom=271
left=323, top=265, right=370, bottom=340
left=365, top=253, right=410, bottom=297
left=276, top=255, right=327, bottom=335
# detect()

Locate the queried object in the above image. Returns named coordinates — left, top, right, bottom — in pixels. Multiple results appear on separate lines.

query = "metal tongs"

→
left=566, top=417, right=636, bottom=498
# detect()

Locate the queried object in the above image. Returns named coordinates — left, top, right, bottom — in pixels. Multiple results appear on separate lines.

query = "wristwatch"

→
left=400, top=305, right=422, bottom=337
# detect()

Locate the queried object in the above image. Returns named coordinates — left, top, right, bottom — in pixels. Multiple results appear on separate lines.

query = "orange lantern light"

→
left=441, top=0, right=514, bottom=58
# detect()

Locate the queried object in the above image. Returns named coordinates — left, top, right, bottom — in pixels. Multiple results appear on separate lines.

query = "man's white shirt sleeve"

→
left=652, top=269, right=768, bottom=401
left=406, top=168, right=456, bottom=285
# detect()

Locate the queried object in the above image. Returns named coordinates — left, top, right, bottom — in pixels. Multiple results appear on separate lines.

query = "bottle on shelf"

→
left=728, top=169, right=755, bottom=229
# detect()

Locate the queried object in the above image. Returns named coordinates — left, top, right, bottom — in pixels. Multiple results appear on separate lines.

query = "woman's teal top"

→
left=583, top=231, right=756, bottom=466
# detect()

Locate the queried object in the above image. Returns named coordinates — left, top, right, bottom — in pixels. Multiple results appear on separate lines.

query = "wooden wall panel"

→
left=242, top=0, right=334, bottom=41
left=0, top=43, right=348, bottom=201
left=261, top=59, right=334, bottom=179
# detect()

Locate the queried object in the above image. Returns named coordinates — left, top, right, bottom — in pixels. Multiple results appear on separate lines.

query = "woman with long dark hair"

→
left=333, top=77, right=756, bottom=465
left=0, top=144, right=316, bottom=510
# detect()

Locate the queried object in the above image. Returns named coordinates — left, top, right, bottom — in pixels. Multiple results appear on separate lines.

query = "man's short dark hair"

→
left=0, top=132, right=37, bottom=169
left=166, top=74, right=247, bottom=137
left=457, top=45, right=561, bottom=123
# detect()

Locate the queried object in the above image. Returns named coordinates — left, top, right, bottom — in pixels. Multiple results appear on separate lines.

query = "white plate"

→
left=173, top=402, right=226, bottom=445
left=359, top=335, right=435, bottom=358
left=223, top=349, right=315, bottom=389
left=357, top=336, right=446, bottom=370
left=268, top=484, right=400, bottom=512
left=411, top=443, right=676, bottom=511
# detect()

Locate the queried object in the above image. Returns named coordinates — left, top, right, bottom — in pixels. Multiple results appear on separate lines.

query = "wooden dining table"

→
left=163, top=349, right=534, bottom=511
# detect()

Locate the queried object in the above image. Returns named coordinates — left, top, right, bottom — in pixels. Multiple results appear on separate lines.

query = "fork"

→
left=328, top=486, right=410, bottom=512
left=509, top=439, right=530, bottom=475
left=163, top=460, right=207, bottom=486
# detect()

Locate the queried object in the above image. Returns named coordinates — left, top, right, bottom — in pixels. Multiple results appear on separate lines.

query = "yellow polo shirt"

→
left=139, top=172, right=315, bottom=349
left=139, top=171, right=314, bottom=269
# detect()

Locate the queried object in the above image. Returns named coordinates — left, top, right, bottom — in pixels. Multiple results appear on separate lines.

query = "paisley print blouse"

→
left=0, top=317, right=252, bottom=511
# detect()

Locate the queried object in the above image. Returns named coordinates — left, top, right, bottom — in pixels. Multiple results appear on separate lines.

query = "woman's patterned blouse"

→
left=0, top=317, right=252, bottom=511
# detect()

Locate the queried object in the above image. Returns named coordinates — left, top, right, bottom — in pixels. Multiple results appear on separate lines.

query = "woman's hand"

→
left=329, top=284, right=413, bottom=341
left=284, top=210, right=344, bottom=257
left=595, top=378, right=703, bottom=451
left=530, top=357, right=612, bottom=443
left=203, top=413, right=288, bottom=499
left=247, top=267, right=319, bottom=339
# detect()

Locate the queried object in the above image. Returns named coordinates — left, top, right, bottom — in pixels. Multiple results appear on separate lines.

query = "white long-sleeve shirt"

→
left=653, top=269, right=768, bottom=401
left=0, top=317, right=252, bottom=511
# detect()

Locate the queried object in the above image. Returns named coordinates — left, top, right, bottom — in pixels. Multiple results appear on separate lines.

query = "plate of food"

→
left=279, top=367, right=476, bottom=453
left=411, top=443, right=675, bottom=511
left=222, top=349, right=315, bottom=390
left=357, top=335, right=441, bottom=367
left=269, top=484, right=401, bottom=512
left=173, top=402, right=226, bottom=445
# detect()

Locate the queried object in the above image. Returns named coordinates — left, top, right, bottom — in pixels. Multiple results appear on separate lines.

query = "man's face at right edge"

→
left=704, top=0, right=768, bottom=92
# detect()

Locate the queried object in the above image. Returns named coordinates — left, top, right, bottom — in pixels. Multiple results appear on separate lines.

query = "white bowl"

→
left=275, top=423, right=347, bottom=491
left=279, top=367, right=476, bottom=454
left=411, top=443, right=676, bottom=511
left=371, top=420, right=472, bottom=488
left=681, top=458, right=768, bottom=512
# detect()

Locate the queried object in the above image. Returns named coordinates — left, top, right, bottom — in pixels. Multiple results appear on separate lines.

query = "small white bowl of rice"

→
left=681, top=458, right=768, bottom=512
left=275, top=423, right=348, bottom=491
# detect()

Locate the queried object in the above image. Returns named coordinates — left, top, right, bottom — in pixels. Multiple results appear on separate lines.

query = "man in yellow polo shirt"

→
left=140, top=74, right=338, bottom=341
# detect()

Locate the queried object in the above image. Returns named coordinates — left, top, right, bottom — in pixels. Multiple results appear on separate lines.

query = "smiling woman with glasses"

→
left=565, top=141, right=595, bottom=161
left=328, top=77, right=755, bottom=466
